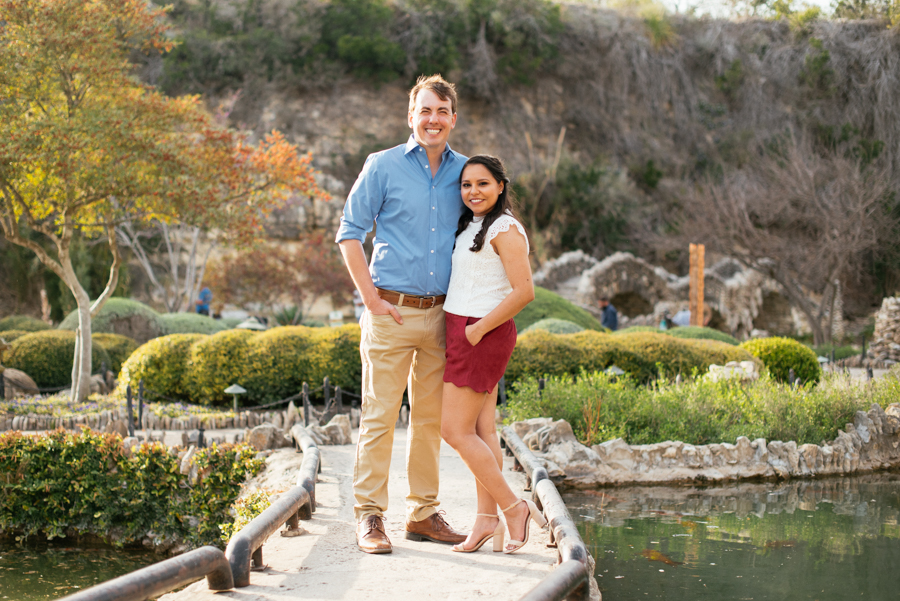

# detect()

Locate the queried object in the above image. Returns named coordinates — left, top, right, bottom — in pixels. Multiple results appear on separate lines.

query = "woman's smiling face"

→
left=460, top=163, right=504, bottom=217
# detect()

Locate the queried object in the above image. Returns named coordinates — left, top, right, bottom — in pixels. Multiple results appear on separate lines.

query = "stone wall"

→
left=513, top=403, right=900, bottom=488
left=869, top=296, right=900, bottom=365
left=533, top=250, right=844, bottom=339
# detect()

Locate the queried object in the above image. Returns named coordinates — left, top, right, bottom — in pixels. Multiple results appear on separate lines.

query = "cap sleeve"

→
left=486, top=214, right=529, bottom=253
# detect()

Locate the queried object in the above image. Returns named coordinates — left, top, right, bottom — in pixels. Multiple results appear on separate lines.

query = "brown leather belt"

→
left=376, top=288, right=445, bottom=309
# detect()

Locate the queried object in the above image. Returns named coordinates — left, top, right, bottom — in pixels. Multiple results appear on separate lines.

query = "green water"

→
left=0, top=541, right=157, bottom=600
left=566, top=474, right=900, bottom=601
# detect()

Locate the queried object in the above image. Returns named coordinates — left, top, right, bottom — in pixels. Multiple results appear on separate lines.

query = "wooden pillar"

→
left=689, top=243, right=705, bottom=327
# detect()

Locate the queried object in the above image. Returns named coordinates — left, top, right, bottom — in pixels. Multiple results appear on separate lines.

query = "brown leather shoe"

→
left=357, top=515, right=392, bottom=554
left=405, top=511, right=467, bottom=545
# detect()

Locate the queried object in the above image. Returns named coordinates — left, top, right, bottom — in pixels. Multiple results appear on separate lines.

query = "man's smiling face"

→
left=408, top=89, right=456, bottom=153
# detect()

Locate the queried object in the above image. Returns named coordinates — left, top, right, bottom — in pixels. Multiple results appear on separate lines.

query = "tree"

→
left=0, top=0, right=325, bottom=400
left=206, top=233, right=353, bottom=323
left=679, top=137, right=897, bottom=345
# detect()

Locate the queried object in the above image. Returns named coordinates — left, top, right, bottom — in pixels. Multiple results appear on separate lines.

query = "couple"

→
left=335, top=74, right=545, bottom=556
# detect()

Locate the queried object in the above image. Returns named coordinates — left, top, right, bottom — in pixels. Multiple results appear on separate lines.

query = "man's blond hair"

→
left=408, top=74, right=458, bottom=114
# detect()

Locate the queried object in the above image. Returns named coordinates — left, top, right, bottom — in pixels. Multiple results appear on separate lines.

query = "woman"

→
left=440, top=155, right=545, bottom=554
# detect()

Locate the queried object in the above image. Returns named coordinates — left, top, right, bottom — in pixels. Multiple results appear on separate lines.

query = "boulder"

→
left=323, top=414, right=353, bottom=445
left=248, top=423, right=290, bottom=451
left=2, top=368, right=38, bottom=397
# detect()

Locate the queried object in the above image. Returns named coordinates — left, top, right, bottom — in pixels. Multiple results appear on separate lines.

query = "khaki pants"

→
left=354, top=304, right=446, bottom=523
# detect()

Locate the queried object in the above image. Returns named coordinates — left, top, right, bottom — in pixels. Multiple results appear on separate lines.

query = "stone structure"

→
left=869, top=296, right=900, bottom=365
left=513, top=403, right=900, bottom=487
left=534, top=250, right=844, bottom=340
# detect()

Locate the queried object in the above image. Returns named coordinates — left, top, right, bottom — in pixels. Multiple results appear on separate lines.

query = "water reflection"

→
left=566, top=473, right=900, bottom=600
left=0, top=541, right=157, bottom=600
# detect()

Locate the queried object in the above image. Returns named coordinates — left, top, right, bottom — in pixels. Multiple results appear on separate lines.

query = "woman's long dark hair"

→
left=455, top=155, right=524, bottom=252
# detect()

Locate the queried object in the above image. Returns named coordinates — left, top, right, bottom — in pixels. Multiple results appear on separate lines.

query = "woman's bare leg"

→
left=442, top=382, right=530, bottom=550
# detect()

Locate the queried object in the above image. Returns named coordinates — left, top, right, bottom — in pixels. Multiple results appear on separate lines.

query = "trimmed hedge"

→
left=5, top=331, right=111, bottom=388
left=514, top=287, right=603, bottom=332
left=160, top=313, right=228, bottom=335
left=58, top=298, right=166, bottom=343
left=521, top=318, right=585, bottom=335
left=668, top=326, right=739, bottom=346
left=0, top=330, right=29, bottom=343
left=92, top=333, right=140, bottom=374
left=119, top=334, right=208, bottom=399
left=741, top=336, right=822, bottom=384
left=506, top=330, right=755, bottom=385
left=0, top=316, right=51, bottom=332
left=613, top=325, right=661, bottom=335
left=119, top=326, right=364, bottom=407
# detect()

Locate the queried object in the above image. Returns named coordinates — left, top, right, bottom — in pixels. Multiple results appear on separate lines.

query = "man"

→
left=599, top=295, right=618, bottom=331
left=336, top=75, right=467, bottom=554
left=195, top=286, right=212, bottom=316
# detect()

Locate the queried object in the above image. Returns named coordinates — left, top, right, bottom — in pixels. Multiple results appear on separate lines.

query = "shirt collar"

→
left=404, top=134, right=457, bottom=160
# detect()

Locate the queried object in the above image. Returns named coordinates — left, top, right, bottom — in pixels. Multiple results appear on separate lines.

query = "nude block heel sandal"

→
left=451, top=514, right=506, bottom=553
left=501, top=499, right=548, bottom=554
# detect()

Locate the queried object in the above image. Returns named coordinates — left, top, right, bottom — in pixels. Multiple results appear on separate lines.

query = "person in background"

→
left=598, top=296, right=618, bottom=331
left=659, top=310, right=671, bottom=331
left=195, top=286, right=212, bottom=316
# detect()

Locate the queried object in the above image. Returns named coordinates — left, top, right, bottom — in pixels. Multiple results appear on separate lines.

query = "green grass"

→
left=505, top=368, right=900, bottom=447
left=514, top=287, right=604, bottom=332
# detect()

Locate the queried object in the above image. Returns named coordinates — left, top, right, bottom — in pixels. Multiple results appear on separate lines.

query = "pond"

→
left=0, top=540, right=158, bottom=600
left=566, top=473, right=900, bottom=601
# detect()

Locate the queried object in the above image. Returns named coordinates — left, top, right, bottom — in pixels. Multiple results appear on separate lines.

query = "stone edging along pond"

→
left=513, top=402, right=900, bottom=488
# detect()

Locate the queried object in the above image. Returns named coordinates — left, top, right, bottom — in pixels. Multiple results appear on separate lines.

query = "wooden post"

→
left=689, top=243, right=705, bottom=327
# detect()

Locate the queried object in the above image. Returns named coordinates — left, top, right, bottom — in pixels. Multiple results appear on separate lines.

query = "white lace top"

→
left=444, top=213, right=529, bottom=318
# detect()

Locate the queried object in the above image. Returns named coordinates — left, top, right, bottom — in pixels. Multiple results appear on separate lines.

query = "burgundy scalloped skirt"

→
left=443, top=312, right=517, bottom=393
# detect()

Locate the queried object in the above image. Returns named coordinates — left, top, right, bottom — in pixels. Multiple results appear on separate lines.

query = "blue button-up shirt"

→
left=335, top=135, right=467, bottom=296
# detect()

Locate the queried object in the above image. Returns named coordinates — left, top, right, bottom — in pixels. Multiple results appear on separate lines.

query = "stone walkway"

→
left=160, top=428, right=557, bottom=601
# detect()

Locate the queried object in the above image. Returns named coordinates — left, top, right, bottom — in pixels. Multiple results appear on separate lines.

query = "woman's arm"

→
left=465, top=227, right=535, bottom=345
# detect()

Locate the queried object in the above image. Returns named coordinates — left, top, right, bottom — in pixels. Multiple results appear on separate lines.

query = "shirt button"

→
left=431, top=228, right=435, bottom=231
left=430, top=272, right=434, bottom=275
left=432, top=206, right=435, bottom=210
left=431, top=250, right=434, bottom=253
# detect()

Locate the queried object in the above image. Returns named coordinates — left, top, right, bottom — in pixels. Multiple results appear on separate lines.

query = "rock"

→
left=2, top=368, right=38, bottom=397
left=248, top=424, right=289, bottom=451
left=122, top=436, right=141, bottom=456
left=89, top=374, right=108, bottom=395
left=106, top=419, right=128, bottom=438
left=323, top=414, right=353, bottom=445
left=284, top=401, right=299, bottom=430
left=179, top=446, right=196, bottom=475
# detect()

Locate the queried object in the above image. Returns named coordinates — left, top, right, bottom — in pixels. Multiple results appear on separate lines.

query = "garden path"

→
left=159, top=427, right=556, bottom=601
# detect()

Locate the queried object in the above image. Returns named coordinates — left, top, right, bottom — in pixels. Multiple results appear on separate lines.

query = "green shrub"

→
left=218, top=317, right=244, bottom=328
left=515, top=287, right=603, bottom=332
left=160, top=312, right=228, bottom=336
left=92, top=333, right=139, bottom=374
left=119, top=334, right=207, bottom=399
left=242, top=327, right=318, bottom=403
left=0, top=316, right=51, bottom=332
left=0, top=429, right=263, bottom=548
left=308, top=325, right=362, bottom=395
left=811, top=344, right=859, bottom=361
left=506, top=330, right=584, bottom=384
left=741, top=336, right=822, bottom=384
left=0, top=330, right=29, bottom=343
left=220, top=490, right=271, bottom=543
left=120, top=326, right=363, bottom=406
left=6, top=331, right=111, bottom=388
left=58, top=298, right=166, bottom=343
left=506, top=330, right=755, bottom=386
left=668, top=326, right=739, bottom=345
left=613, top=325, right=661, bottom=335
left=185, top=330, right=256, bottom=405
left=506, top=370, right=883, bottom=447
left=521, top=318, right=585, bottom=335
